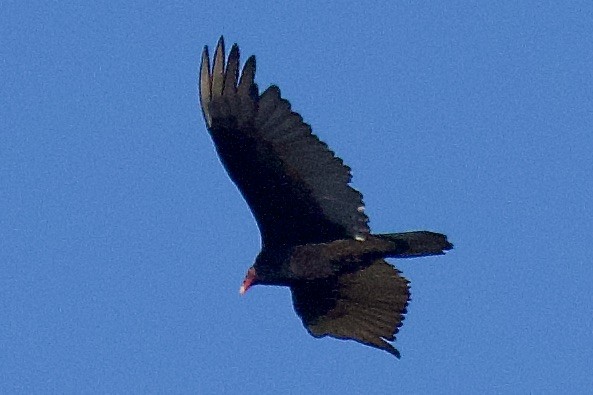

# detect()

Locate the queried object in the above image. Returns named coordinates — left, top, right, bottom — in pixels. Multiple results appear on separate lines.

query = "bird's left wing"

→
left=200, top=37, right=369, bottom=249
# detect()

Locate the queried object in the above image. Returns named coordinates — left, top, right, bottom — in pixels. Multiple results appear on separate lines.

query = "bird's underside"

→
left=199, top=37, right=453, bottom=358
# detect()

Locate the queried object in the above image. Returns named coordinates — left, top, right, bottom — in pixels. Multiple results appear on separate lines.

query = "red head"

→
left=239, top=266, right=257, bottom=295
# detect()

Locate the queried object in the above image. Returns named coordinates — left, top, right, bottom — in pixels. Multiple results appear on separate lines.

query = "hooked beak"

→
left=239, top=267, right=256, bottom=295
left=239, top=276, right=253, bottom=295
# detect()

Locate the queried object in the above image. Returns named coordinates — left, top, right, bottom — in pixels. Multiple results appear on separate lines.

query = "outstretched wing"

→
left=200, top=37, right=369, bottom=249
left=291, top=260, right=410, bottom=358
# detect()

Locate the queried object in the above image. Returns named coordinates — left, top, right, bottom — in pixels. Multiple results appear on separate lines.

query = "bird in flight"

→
left=199, top=37, right=452, bottom=358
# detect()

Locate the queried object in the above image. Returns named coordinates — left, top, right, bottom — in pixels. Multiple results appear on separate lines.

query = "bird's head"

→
left=239, top=266, right=258, bottom=295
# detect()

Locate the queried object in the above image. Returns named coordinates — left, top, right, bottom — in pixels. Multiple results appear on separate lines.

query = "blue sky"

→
left=2, top=1, right=592, bottom=393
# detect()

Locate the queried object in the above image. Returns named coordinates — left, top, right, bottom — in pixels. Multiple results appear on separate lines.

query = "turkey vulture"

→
left=199, top=37, right=452, bottom=358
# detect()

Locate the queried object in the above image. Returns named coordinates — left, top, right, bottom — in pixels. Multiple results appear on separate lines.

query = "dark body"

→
left=199, top=37, right=452, bottom=357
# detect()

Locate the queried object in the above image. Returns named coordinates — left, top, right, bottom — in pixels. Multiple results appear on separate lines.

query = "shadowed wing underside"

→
left=199, top=37, right=369, bottom=248
left=291, top=260, right=410, bottom=357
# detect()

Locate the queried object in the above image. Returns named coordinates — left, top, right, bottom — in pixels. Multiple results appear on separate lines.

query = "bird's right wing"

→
left=200, top=37, right=369, bottom=249
left=291, top=260, right=410, bottom=358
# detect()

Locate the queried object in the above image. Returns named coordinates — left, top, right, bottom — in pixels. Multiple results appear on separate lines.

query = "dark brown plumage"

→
left=199, top=37, right=452, bottom=358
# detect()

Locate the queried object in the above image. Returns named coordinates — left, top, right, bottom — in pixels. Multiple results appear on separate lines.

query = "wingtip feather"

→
left=212, top=37, right=226, bottom=97
left=238, top=55, right=256, bottom=96
left=224, top=43, right=240, bottom=94
left=199, top=45, right=212, bottom=125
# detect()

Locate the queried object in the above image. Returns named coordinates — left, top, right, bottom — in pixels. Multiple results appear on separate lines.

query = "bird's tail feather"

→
left=375, top=231, right=453, bottom=258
